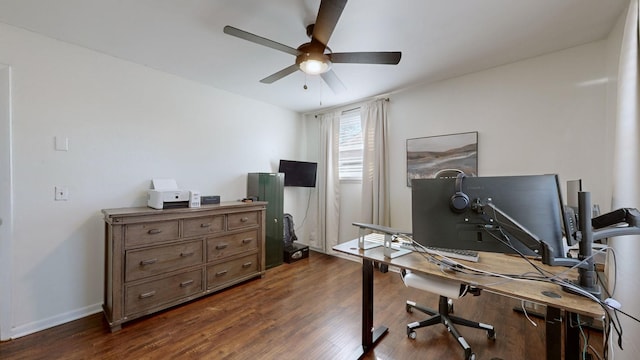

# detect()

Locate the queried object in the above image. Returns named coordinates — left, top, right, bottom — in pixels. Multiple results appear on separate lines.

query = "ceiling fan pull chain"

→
left=319, top=77, right=323, bottom=106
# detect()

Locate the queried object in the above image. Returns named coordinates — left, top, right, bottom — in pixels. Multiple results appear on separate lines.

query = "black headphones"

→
left=450, top=173, right=470, bottom=213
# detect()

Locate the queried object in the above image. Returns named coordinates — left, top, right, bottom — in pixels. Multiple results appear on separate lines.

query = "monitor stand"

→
left=382, top=233, right=411, bottom=259
left=353, top=222, right=412, bottom=258
left=357, top=227, right=383, bottom=250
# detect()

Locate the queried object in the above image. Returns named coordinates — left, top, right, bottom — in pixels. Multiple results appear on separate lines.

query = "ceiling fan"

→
left=223, top=0, right=401, bottom=93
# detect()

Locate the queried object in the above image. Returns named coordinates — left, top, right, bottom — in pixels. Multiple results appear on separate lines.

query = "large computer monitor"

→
left=411, top=174, right=574, bottom=266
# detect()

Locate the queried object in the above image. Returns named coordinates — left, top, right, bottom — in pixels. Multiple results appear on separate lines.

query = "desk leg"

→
left=546, top=306, right=562, bottom=360
left=352, top=258, right=388, bottom=359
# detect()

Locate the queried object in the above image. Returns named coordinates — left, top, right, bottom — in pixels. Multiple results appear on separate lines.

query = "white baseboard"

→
left=10, top=303, right=103, bottom=339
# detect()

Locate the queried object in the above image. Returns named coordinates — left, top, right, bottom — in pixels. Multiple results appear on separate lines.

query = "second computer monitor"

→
left=411, top=174, right=568, bottom=260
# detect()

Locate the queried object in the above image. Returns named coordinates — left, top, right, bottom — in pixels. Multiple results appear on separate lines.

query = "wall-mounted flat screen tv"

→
left=279, top=160, right=317, bottom=187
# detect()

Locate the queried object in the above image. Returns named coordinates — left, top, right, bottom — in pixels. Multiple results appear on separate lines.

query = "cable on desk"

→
left=544, top=246, right=609, bottom=283
left=482, top=219, right=557, bottom=279
left=576, top=314, right=606, bottom=360
left=589, top=246, right=640, bottom=357
left=385, top=229, right=640, bottom=360
left=399, top=234, right=549, bottom=285
left=392, top=234, right=465, bottom=272
left=396, top=232, right=639, bottom=360
left=520, top=300, right=538, bottom=327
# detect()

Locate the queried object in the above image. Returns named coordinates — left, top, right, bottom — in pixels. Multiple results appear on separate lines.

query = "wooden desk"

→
left=333, top=239, right=604, bottom=360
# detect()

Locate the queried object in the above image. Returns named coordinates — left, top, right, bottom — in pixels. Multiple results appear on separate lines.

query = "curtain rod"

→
left=312, top=97, right=389, bottom=118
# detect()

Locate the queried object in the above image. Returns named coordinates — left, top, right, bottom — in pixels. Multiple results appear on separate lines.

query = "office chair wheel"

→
left=466, top=352, right=476, bottom=360
left=406, top=303, right=413, bottom=313
left=407, top=327, right=417, bottom=340
left=487, top=329, right=496, bottom=340
left=448, top=299, right=454, bottom=313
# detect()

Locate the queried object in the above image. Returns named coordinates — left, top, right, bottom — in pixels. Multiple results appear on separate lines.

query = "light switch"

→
left=55, top=136, right=69, bottom=151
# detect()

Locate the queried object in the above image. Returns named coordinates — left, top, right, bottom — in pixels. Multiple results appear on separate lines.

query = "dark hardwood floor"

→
left=0, top=251, right=602, bottom=359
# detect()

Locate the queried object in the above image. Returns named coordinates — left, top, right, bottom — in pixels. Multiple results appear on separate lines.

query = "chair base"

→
left=406, top=295, right=496, bottom=360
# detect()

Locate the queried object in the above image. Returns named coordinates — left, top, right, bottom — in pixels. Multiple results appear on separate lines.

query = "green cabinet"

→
left=247, top=173, right=284, bottom=269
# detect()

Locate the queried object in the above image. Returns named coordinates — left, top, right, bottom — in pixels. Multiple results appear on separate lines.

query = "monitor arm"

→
left=472, top=200, right=580, bottom=267
left=592, top=207, right=640, bottom=240
left=471, top=194, right=640, bottom=299
left=571, top=193, right=640, bottom=297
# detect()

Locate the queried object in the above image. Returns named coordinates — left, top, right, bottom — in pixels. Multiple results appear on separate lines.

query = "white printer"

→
left=147, top=178, right=200, bottom=210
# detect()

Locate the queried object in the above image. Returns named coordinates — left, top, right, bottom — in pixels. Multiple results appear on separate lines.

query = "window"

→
left=338, top=109, right=363, bottom=181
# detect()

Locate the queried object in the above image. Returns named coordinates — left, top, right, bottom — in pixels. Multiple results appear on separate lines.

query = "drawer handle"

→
left=200, top=223, right=210, bottom=228
left=139, top=291, right=156, bottom=299
left=180, top=251, right=194, bottom=257
left=180, top=280, right=194, bottom=287
left=242, top=262, right=253, bottom=268
left=240, top=217, right=249, bottom=222
left=216, top=244, right=228, bottom=250
left=140, top=258, right=157, bottom=266
left=242, top=238, right=253, bottom=244
left=215, top=270, right=228, bottom=277
left=147, top=229, right=162, bottom=235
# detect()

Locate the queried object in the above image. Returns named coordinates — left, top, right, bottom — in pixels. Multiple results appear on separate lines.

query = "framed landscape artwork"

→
left=406, top=131, right=478, bottom=186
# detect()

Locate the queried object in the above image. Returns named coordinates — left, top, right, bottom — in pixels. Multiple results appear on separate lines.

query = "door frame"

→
left=0, top=65, right=13, bottom=341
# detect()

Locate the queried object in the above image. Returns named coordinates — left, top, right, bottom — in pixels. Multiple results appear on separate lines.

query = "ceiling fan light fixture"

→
left=297, top=49, right=331, bottom=75
left=299, top=58, right=331, bottom=75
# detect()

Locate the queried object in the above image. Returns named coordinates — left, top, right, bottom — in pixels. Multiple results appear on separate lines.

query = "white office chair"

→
left=401, top=269, right=496, bottom=360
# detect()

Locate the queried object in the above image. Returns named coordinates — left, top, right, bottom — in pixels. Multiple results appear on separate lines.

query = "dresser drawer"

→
left=125, top=220, right=179, bottom=247
left=207, top=230, right=258, bottom=261
left=125, top=240, right=204, bottom=282
left=125, top=269, right=203, bottom=316
left=183, top=215, right=225, bottom=237
left=227, top=211, right=259, bottom=230
left=207, top=254, right=259, bottom=289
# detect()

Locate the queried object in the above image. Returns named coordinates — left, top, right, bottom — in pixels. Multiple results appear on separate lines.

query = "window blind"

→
left=339, top=110, right=363, bottom=181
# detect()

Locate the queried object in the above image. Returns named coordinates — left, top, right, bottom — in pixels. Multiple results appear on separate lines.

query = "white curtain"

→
left=317, top=111, right=341, bottom=253
left=360, top=99, right=390, bottom=226
left=610, top=0, right=639, bottom=358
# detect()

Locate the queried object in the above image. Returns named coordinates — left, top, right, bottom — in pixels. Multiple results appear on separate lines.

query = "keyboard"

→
left=358, top=233, right=479, bottom=262
left=396, top=243, right=480, bottom=262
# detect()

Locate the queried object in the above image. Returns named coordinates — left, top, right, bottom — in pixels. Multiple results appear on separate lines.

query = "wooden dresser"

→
left=102, top=201, right=267, bottom=331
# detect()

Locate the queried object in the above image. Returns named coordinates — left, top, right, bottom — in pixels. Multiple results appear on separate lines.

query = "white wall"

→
left=387, top=41, right=611, bottom=231
left=0, top=22, right=303, bottom=338
left=0, top=64, right=13, bottom=341
left=604, top=6, right=640, bottom=359
left=301, top=40, right=612, bottom=250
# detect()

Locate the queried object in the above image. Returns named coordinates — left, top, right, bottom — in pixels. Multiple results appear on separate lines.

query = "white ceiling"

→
left=0, top=0, right=628, bottom=113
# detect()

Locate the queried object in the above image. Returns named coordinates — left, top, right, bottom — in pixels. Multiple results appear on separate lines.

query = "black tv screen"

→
left=279, top=160, right=317, bottom=187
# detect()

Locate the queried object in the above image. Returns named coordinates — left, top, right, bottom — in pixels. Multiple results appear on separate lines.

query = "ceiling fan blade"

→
left=330, top=52, right=402, bottom=64
left=260, top=64, right=300, bottom=84
left=320, top=70, right=346, bottom=94
left=312, top=0, right=347, bottom=47
left=224, top=25, right=301, bottom=56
